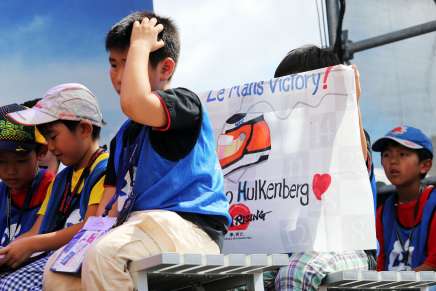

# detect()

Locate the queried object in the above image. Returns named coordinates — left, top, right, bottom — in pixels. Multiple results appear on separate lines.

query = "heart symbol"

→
left=312, top=174, right=331, bottom=200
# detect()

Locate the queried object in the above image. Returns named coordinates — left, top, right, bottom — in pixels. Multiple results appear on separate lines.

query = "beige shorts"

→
left=43, top=210, right=220, bottom=291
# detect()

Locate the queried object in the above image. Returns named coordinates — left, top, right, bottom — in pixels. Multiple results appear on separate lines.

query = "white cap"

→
left=8, top=83, right=104, bottom=127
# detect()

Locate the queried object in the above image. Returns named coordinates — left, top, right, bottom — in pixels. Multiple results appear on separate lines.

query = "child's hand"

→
left=352, top=64, right=362, bottom=102
left=130, top=17, right=164, bottom=52
left=0, top=238, right=35, bottom=268
left=0, top=249, right=5, bottom=267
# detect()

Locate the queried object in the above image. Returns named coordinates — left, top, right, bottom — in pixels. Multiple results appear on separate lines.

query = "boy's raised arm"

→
left=120, top=17, right=166, bottom=127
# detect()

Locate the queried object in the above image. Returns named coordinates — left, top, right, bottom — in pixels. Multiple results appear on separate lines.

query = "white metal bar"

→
left=246, top=272, right=264, bottom=291
left=134, top=270, right=149, bottom=291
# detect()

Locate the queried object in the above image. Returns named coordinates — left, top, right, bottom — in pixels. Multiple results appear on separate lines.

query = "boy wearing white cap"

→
left=0, top=83, right=108, bottom=290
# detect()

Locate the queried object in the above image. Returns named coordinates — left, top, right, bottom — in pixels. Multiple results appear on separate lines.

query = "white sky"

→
left=154, top=0, right=324, bottom=93
left=0, top=0, right=326, bottom=145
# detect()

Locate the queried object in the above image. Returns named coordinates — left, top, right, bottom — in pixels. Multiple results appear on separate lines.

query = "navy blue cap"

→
left=372, top=125, right=433, bottom=157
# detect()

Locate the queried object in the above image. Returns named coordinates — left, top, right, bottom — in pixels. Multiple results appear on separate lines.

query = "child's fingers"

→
left=156, top=40, right=165, bottom=50
left=11, top=253, right=28, bottom=269
left=0, top=253, right=6, bottom=266
left=149, top=17, right=158, bottom=26
left=140, top=17, right=150, bottom=25
left=155, top=24, right=164, bottom=33
left=151, top=40, right=165, bottom=52
left=0, top=246, right=8, bottom=255
left=11, top=260, right=21, bottom=269
left=133, top=20, right=141, bottom=29
left=2, top=253, right=12, bottom=266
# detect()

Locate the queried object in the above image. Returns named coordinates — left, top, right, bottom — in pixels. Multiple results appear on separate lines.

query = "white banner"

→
left=200, top=65, right=376, bottom=253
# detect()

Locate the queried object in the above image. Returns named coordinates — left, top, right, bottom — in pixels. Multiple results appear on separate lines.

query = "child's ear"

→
left=159, top=57, right=176, bottom=81
left=420, top=159, right=432, bottom=176
left=78, top=120, right=93, bottom=139
left=36, top=144, right=48, bottom=160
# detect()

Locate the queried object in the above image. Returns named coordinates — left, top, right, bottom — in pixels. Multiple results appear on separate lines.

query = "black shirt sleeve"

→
left=150, top=88, right=203, bottom=161
left=105, top=87, right=203, bottom=182
left=104, top=137, right=117, bottom=186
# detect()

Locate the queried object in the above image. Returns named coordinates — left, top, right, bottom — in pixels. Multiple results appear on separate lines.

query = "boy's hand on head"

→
left=0, top=237, right=35, bottom=268
left=131, top=17, right=165, bottom=52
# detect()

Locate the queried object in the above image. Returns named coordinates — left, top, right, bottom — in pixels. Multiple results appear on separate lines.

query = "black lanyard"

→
left=114, top=151, right=139, bottom=226
left=57, top=148, right=105, bottom=217
left=103, top=126, right=144, bottom=226
left=6, top=170, right=43, bottom=244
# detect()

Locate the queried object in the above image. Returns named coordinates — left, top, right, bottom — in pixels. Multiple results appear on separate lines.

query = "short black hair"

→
left=37, top=120, right=101, bottom=141
left=21, top=98, right=42, bottom=108
left=417, top=148, right=433, bottom=179
left=274, top=45, right=341, bottom=78
left=106, top=11, right=180, bottom=69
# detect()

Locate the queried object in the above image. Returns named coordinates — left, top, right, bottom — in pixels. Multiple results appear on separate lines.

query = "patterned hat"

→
left=7, top=83, right=104, bottom=127
left=0, top=104, right=46, bottom=152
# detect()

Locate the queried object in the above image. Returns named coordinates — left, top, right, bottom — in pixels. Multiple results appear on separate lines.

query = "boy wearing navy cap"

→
left=0, top=104, right=53, bottom=250
left=372, top=125, right=436, bottom=271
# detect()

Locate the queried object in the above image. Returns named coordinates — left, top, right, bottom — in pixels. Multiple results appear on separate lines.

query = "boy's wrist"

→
left=129, top=41, right=152, bottom=53
left=24, top=237, right=37, bottom=252
left=24, top=238, right=36, bottom=253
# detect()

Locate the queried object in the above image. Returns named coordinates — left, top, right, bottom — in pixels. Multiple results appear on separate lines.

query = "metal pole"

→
left=325, top=0, right=339, bottom=48
left=349, top=20, right=436, bottom=54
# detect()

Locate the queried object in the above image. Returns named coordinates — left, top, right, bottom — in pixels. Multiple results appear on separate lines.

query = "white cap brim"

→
left=7, top=108, right=58, bottom=126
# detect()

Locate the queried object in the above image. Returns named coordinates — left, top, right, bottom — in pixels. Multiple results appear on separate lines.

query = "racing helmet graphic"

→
left=217, top=113, right=271, bottom=176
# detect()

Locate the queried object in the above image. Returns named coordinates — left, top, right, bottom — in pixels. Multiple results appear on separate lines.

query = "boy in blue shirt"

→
left=44, top=11, right=230, bottom=291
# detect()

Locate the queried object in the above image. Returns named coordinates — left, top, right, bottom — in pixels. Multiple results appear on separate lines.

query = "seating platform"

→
left=130, top=253, right=436, bottom=290
left=129, top=253, right=289, bottom=291
left=320, top=270, right=436, bottom=290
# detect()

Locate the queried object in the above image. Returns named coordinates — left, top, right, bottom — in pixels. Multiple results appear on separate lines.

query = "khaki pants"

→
left=43, top=210, right=220, bottom=291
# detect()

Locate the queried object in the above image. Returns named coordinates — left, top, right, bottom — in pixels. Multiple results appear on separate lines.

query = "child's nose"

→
left=390, top=155, right=400, bottom=164
left=115, top=66, right=124, bottom=86
left=47, top=140, right=56, bottom=152
left=6, top=164, right=18, bottom=175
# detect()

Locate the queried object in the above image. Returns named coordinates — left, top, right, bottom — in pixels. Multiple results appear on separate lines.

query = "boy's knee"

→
left=87, top=231, right=119, bottom=260
left=82, top=235, right=121, bottom=273
left=43, top=271, right=82, bottom=291
left=83, top=241, right=104, bottom=268
left=43, top=257, right=83, bottom=291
